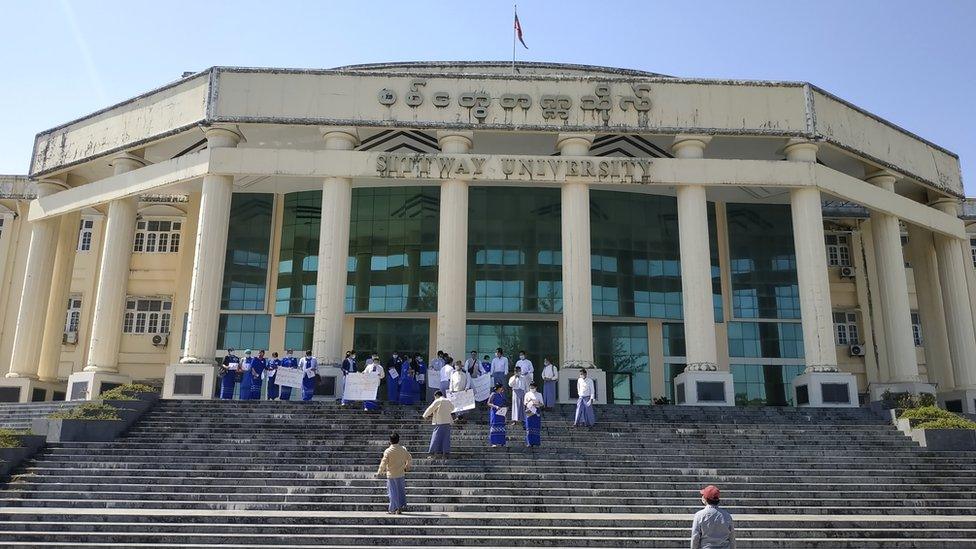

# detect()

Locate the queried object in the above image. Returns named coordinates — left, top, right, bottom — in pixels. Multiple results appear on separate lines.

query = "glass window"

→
left=731, top=363, right=806, bottom=406
left=971, top=238, right=976, bottom=268
left=825, top=233, right=851, bottom=267
left=133, top=219, right=182, bottom=253
left=64, top=297, right=82, bottom=333
left=77, top=219, right=95, bottom=252
left=590, top=191, right=721, bottom=321
left=728, top=321, right=804, bottom=359
left=352, top=318, right=431, bottom=365
left=664, top=363, right=686, bottom=404
left=465, top=321, right=559, bottom=381
left=468, top=187, right=562, bottom=314
left=284, top=316, right=314, bottom=352
left=593, top=323, right=650, bottom=405
left=217, top=314, right=271, bottom=350
left=833, top=311, right=859, bottom=345
left=727, top=203, right=800, bottom=319
left=122, top=298, right=172, bottom=335
left=911, top=311, right=923, bottom=347
left=222, top=194, right=273, bottom=311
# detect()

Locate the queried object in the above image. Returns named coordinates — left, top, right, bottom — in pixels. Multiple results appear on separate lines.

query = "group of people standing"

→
left=218, top=348, right=319, bottom=401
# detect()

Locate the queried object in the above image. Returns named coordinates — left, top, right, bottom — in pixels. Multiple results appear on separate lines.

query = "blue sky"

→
left=1, top=0, right=973, bottom=192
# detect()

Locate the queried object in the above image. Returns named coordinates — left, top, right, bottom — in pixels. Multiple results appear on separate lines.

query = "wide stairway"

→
left=0, top=400, right=974, bottom=547
left=0, top=402, right=81, bottom=431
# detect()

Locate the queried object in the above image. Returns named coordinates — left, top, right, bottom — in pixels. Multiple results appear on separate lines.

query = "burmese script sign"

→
left=273, top=368, right=303, bottom=389
left=375, top=153, right=653, bottom=184
left=342, top=372, right=380, bottom=401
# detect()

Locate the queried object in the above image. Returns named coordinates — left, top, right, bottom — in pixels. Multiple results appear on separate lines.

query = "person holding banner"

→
left=524, top=382, right=544, bottom=447
left=386, top=351, right=403, bottom=404
left=574, top=369, right=597, bottom=428
left=449, top=360, right=471, bottom=423
left=422, top=390, right=455, bottom=459
left=375, top=432, right=412, bottom=515
left=362, top=355, right=386, bottom=411
left=340, top=351, right=357, bottom=406
left=398, top=357, right=420, bottom=405
left=278, top=350, right=299, bottom=400
left=266, top=352, right=281, bottom=400
left=541, top=357, right=558, bottom=408
left=490, top=348, right=509, bottom=388
left=487, top=384, right=507, bottom=447
left=299, top=350, right=318, bottom=401
left=239, top=350, right=255, bottom=400
left=219, top=349, right=241, bottom=400
left=508, top=366, right=527, bottom=426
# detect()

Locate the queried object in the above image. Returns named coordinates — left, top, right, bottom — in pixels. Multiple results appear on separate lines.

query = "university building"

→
left=0, top=61, right=974, bottom=411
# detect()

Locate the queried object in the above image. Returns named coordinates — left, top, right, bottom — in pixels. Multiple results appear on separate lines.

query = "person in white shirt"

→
left=439, top=356, right=455, bottom=395
left=490, top=348, right=509, bottom=388
left=541, top=357, right=558, bottom=408
left=428, top=351, right=445, bottom=401
left=508, top=366, right=527, bottom=425
left=515, top=350, right=534, bottom=388
left=298, top=350, right=318, bottom=401
left=523, top=383, right=544, bottom=447
left=449, top=360, right=471, bottom=422
left=362, top=356, right=385, bottom=412
left=422, top=390, right=456, bottom=459
left=573, top=369, right=596, bottom=428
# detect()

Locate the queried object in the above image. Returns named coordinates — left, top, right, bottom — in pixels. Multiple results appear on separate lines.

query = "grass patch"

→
left=0, top=429, right=24, bottom=448
left=48, top=402, right=122, bottom=421
left=914, top=417, right=976, bottom=430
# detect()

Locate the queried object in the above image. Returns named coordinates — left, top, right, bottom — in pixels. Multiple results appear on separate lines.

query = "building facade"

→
left=1, top=62, right=975, bottom=410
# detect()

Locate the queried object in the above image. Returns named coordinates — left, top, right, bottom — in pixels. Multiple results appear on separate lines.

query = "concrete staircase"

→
left=0, top=402, right=81, bottom=431
left=0, top=400, right=974, bottom=547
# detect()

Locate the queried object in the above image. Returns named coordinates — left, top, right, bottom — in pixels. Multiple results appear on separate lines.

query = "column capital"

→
left=929, top=197, right=960, bottom=216
left=203, top=125, right=245, bottom=148
left=864, top=168, right=899, bottom=189
left=320, top=127, right=360, bottom=150
left=436, top=130, right=473, bottom=153
left=671, top=135, right=711, bottom=159
left=783, top=139, right=819, bottom=162
left=555, top=133, right=594, bottom=156
left=108, top=152, right=148, bottom=174
left=33, top=178, right=69, bottom=198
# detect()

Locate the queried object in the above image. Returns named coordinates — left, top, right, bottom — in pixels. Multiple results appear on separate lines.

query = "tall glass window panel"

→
left=727, top=322, right=804, bottom=359
left=593, top=323, right=650, bottom=405
left=465, top=321, right=559, bottom=385
left=726, top=203, right=799, bottom=319
left=468, top=187, right=562, bottom=314
left=222, top=194, right=273, bottom=311
left=276, top=191, right=322, bottom=315
left=284, top=316, right=314, bottom=352
left=217, top=314, right=271, bottom=350
left=731, top=363, right=806, bottom=406
left=352, top=318, right=431, bottom=361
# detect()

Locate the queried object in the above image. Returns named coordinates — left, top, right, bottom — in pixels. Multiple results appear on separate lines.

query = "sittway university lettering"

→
left=374, top=153, right=653, bottom=184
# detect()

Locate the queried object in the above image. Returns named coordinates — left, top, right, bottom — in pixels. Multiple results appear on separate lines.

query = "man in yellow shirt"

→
left=375, top=432, right=412, bottom=514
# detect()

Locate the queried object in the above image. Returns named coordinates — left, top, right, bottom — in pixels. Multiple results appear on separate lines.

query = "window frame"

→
left=77, top=218, right=95, bottom=252
left=122, top=297, right=173, bottom=335
left=824, top=232, right=852, bottom=267
left=133, top=218, right=183, bottom=254
left=64, top=297, right=83, bottom=334
left=832, top=311, right=859, bottom=346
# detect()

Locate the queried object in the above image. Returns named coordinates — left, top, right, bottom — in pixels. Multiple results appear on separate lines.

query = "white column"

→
left=931, top=199, right=976, bottom=389
left=906, top=224, right=953, bottom=389
left=37, top=210, right=82, bottom=382
left=867, top=171, right=922, bottom=383
left=672, top=135, right=718, bottom=369
left=180, top=127, right=243, bottom=364
left=6, top=180, right=69, bottom=379
left=312, top=128, right=359, bottom=365
left=433, top=131, right=473, bottom=359
left=556, top=133, right=595, bottom=367
left=85, top=154, right=146, bottom=372
left=784, top=140, right=837, bottom=371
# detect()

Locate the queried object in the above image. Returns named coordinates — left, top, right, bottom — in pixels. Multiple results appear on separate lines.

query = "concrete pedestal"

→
left=319, top=365, right=342, bottom=400
left=792, top=371, right=858, bottom=407
left=65, top=371, right=131, bottom=401
left=162, top=364, right=219, bottom=400
left=558, top=368, right=606, bottom=404
left=0, top=378, right=68, bottom=403
left=937, top=389, right=976, bottom=415
left=868, top=381, right=937, bottom=402
left=674, top=370, right=734, bottom=406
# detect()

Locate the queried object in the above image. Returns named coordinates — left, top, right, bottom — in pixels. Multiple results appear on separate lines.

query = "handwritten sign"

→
left=342, top=372, right=381, bottom=401
left=273, top=368, right=304, bottom=389
left=471, top=375, right=492, bottom=402
left=447, top=389, right=476, bottom=412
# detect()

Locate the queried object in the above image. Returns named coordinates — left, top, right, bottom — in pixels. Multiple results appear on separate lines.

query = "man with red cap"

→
left=691, top=485, right=735, bottom=548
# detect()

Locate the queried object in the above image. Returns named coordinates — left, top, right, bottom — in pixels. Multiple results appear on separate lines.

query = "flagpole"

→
left=512, top=4, right=517, bottom=74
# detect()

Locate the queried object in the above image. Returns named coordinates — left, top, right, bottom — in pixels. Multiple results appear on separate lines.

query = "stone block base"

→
left=868, top=381, right=937, bottom=402
left=0, top=378, right=67, bottom=403
left=162, top=364, right=219, bottom=400
left=559, top=368, right=607, bottom=404
left=938, top=389, right=976, bottom=415
left=792, top=372, right=858, bottom=407
left=65, top=371, right=131, bottom=401
left=673, top=370, right=734, bottom=406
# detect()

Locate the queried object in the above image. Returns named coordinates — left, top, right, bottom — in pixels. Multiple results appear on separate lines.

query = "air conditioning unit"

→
left=839, top=266, right=856, bottom=278
left=849, top=344, right=865, bottom=357
left=152, top=334, right=169, bottom=347
left=63, top=332, right=78, bottom=345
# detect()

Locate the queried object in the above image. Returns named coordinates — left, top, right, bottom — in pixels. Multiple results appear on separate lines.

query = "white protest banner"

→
left=471, top=375, right=491, bottom=402
left=342, top=372, right=380, bottom=401
left=274, top=368, right=304, bottom=389
left=447, top=389, right=476, bottom=412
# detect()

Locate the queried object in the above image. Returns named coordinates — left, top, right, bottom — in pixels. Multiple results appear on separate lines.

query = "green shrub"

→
left=917, top=393, right=936, bottom=407
left=48, top=402, right=122, bottom=421
left=98, top=384, right=158, bottom=401
left=899, top=406, right=958, bottom=421
left=914, top=417, right=976, bottom=430
left=0, top=429, right=24, bottom=448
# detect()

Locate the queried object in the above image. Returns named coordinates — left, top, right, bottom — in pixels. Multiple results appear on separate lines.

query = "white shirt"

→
left=524, top=389, right=544, bottom=412
left=299, top=356, right=317, bottom=371
left=577, top=377, right=595, bottom=398
left=449, top=370, right=470, bottom=392
left=542, top=364, right=559, bottom=381
left=439, top=364, right=454, bottom=383
left=364, top=361, right=385, bottom=379
left=508, top=374, right=526, bottom=391
left=490, top=356, right=509, bottom=374
left=516, top=358, right=534, bottom=379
